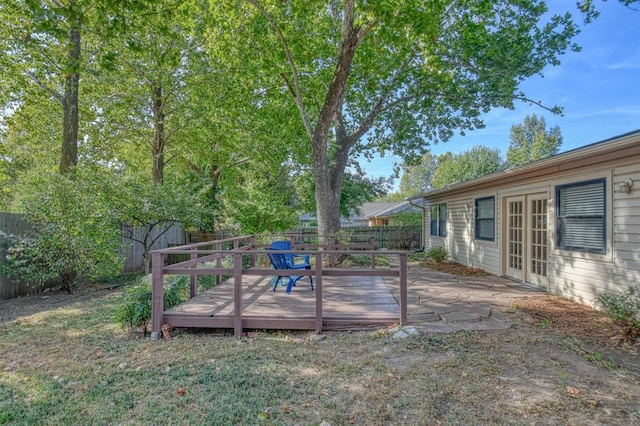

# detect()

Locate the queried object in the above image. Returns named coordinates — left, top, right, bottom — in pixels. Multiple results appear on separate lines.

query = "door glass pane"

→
left=530, top=199, right=547, bottom=277
left=508, top=201, right=523, bottom=271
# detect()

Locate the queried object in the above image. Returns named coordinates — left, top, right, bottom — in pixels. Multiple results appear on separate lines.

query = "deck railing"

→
left=150, top=235, right=407, bottom=338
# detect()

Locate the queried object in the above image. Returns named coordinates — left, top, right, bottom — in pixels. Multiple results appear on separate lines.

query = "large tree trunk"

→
left=60, top=13, right=81, bottom=175
left=250, top=0, right=367, bottom=244
left=314, top=165, right=341, bottom=242
left=311, top=1, right=365, bottom=244
left=151, top=84, right=165, bottom=185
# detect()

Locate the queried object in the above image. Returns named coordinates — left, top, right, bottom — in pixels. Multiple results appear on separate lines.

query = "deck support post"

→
left=315, top=252, right=323, bottom=333
left=249, top=236, right=256, bottom=267
left=215, top=241, right=222, bottom=286
left=399, top=253, right=408, bottom=326
left=151, top=251, right=164, bottom=339
left=233, top=251, right=243, bottom=337
left=189, top=248, right=197, bottom=298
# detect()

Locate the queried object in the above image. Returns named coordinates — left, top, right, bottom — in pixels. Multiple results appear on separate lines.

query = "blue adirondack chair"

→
left=265, top=247, right=314, bottom=294
left=271, top=240, right=311, bottom=269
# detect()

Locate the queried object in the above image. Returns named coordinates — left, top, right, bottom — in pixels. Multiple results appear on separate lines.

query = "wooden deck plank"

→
left=164, top=271, right=399, bottom=328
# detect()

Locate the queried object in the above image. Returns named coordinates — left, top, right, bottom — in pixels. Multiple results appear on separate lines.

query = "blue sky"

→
left=363, top=1, right=640, bottom=187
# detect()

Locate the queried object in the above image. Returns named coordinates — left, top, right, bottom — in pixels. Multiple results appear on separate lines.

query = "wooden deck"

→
left=151, top=236, right=408, bottom=337
left=163, top=271, right=400, bottom=332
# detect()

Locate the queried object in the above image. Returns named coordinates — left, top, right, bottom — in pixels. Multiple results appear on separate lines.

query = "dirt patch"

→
left=424, top=260, right=491, bottom=277
left=0, top=282, right=121, bottom=325
left=513, top=295, right=632, bottom=348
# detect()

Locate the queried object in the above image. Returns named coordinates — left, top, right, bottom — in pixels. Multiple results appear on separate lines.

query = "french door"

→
left=505, top=194, right=549, bottom=288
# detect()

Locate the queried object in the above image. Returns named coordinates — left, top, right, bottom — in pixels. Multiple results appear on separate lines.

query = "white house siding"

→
left=427, top=193, right=501, bottom=275
left=547, top=163, right=639, bottom=306
left=613, top=163, right=640, bottom=282
left=420, top=131, right=640, bottom=307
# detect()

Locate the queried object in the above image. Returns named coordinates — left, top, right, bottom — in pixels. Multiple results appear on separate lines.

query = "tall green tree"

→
left=0, top=0, right=88, bottom=175
left=242, top=0, right=580, bottom=240
left=506, top=114, right=562, bottom=166
left=431, top=146, right=504, bottom=189
left=397, top=152, right=439, bottom=199
left=91, top=0, right=216, bottom=185
left=295, top=165, right=392, bottom=220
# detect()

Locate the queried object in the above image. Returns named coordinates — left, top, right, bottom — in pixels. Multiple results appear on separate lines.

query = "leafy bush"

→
left=425, top=246, right=448, bottom=263
left=389, top=212, right=422, bottom=226
left=0, top=232, right=58, bottom=287
left=115, top=274, right=190, bottom=333
left=594, top=287, right=640, bottom=340
left=8, top=171, right=124, bottom=292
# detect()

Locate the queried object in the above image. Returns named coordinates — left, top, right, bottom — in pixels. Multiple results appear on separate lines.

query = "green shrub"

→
left=115, top=274, right=190, bottom=333
left=425, top=246, right=448, bottom=263
left=0, top=232, right=58, bottom=288
left=9, top=171, right=124, bottom=292
left=594, top=287, right=640, bottom=340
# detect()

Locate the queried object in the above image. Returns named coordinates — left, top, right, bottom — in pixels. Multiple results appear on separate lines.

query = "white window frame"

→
left=430, top=203, right=447, bottom=237
left=555, top=178, right=606, bottom=254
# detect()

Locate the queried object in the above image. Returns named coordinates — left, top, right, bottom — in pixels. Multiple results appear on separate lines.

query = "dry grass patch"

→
left=1, top=283, right=639, bottom=425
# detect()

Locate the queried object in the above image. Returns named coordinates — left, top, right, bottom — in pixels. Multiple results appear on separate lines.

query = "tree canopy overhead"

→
left=507, top=114, right=563, bottom=167
left=242, top=0, right=580, bottom=238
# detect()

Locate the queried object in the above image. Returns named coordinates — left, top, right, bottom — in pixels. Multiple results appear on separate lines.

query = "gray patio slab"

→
left=387, top=259, right=546, bottom=333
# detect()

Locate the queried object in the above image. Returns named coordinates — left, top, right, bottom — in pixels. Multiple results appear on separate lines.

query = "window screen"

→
left=430, top=203, right=446, bottom=237
left=475, top=197, right=495, bottom=241
left=556, top=179, right=605, bottom=253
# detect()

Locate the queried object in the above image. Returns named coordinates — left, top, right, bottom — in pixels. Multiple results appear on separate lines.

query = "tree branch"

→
left=512, top=95, right=563, bottom=115
left=24, top=72, right=64, bottom=105
left=247, top=0, right=314, bottom=141
left=344, top=56, right=415, bottom=145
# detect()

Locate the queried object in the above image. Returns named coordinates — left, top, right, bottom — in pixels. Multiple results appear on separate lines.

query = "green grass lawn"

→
left=1, top=281, right=639, bottom=425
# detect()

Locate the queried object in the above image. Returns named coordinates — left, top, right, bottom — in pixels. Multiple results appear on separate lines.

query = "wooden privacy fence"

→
left=0, top=212, right=185, bottom=299
left=0, top=213, right=36, bottom=299
left=285, top=225, right=421, bottom=250
left=151, top=235, right=408, bottom=338
left=187, top=225, right=422, bottom=251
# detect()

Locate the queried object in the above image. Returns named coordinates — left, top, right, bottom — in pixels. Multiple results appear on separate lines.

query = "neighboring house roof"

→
left=410, top=128, right=640, bottom=200
left=298, top=213, right=353, bottom=226
left=354, top=201, right=419, bottom=220
left=299, top=201, right=421, bottom=225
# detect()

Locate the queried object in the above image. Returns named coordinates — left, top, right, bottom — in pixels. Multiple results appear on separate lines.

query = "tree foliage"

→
left=397, top=152, right=439, bottom=199
left=3, top=170, right=124, bottom=292
left=432, top=146, right=505, bottom=189
left=91, top=170, right=212, bottom=273
left=506, top=114, right=563, bottom=166
left=242, top=0, right=580, bottom=238
left=295, top=165, right=392, bottom=220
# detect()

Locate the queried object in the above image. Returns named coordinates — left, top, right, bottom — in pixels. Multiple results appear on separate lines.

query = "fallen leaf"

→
left=283, top=405, right=292, bottom=413
left=567, top=386, right=581, bottom=395
left=348, top=414, right=358, bottom=423
left=177, top=388, right=186, bottom=395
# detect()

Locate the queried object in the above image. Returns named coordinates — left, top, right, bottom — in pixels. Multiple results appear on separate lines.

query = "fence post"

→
left=370, top=236, right=376, bottom=269
left=151, top=251, right=164, bottom=340
left=315, top=252, right=323, bottom=334
left=399, top=252, right=408, bottom=326
left=233, top=251, right=243, bottom=337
